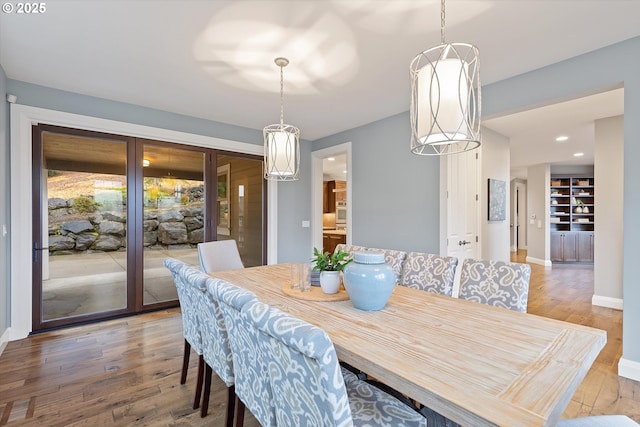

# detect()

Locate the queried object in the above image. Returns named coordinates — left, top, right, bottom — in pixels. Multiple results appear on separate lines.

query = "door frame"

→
left=9, top=104, right=274, bottom=340
left=311, top=142, right=352, bottom=253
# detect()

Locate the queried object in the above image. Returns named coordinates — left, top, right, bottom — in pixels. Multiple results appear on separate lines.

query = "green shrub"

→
left=72, top=197, right=101, bottom=213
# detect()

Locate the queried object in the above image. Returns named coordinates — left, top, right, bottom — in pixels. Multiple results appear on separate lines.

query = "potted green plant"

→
left=311, top=247, right=353, bottom=294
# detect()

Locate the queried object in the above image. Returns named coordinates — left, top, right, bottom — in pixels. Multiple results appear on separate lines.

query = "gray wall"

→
left=484, top=36, right=640, bottom=369
left=481, top=127, right=511, bottom=262
left=594, top=116, right=623, bottom=301
left=313, top=112, right=440, bottom=254
left=0, top=65, right=8, bottom=340
left=526, top=164, right=549, bottom=264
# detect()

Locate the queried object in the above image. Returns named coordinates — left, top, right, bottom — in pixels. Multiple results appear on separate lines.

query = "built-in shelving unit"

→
left=550, top=175, right=594, bottom=263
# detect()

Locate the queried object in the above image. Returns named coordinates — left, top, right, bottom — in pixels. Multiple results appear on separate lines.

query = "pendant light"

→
left=264, top=57, right=300, bottom=181
left=410, top=0, right=481, bottom=156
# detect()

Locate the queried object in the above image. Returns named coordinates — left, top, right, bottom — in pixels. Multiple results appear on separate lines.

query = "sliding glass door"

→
left=32, top=125, right=267, bottom=331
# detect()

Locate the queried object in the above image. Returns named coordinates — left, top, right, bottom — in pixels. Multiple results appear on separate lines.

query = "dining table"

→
left=209, top=263, right=606, bottom=427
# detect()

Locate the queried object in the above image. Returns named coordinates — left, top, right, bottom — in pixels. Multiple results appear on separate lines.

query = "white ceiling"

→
left=1, top=0, right=638, bottom=175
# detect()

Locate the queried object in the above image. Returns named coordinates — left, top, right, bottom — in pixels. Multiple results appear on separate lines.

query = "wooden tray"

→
left=282, top=283, right=349, bottom=301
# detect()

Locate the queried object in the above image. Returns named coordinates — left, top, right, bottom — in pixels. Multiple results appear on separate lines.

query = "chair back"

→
left=400, top=252, right=458, bottom=296
left=243, top=299, right=353, bottom=426
left=164, top=258, right=204, bottom=354
left=458, top=258, right=531, bottom=312
left=187, top=274, right=234, bottom=387
left=213, top=280, right=275, bottom=427
left=198, top=240, right=244, bottom=273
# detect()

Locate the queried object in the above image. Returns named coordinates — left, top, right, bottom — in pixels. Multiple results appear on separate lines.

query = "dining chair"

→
left=243, top=298, right=428, bottom=427
left=212, top=280, right=274, bottom=427
left=188, top=273, right=236, bottom=423
left=198, top=239, right=244, bottom=273
left=458, top=258, right=531, bottom=312
left=557, top=415, right=639, bottom=426
left=163, top=258, right=206, bottom=410
left=400, top=252, right=458, bottom=296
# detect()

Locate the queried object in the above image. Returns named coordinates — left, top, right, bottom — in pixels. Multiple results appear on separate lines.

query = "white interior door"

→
left=443, top=149, right=479, bottom=295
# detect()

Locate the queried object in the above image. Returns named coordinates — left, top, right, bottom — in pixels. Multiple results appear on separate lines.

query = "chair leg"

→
left=226, top=385, right=235, bottom=427
left=193, top=355, right=204, bottom=409
left=180, top=339, right=191, bottom=384
left=200, top=364, right=212, bottom=417
left=234, top=395, right=245, bottom=427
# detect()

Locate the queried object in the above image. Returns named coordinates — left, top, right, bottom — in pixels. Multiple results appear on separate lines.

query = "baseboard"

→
left=619, top=358, right=640, bottom=382
left=592, top=295, right=623, bottom=310
left=525, top=256, right=552, bottom=267
left=0, top=327, right=10, bottom=358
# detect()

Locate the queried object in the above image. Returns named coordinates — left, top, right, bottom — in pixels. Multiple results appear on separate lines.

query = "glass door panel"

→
left=142, top=144, right=205, bottom=306
left=36, top=130, right=129, bottom=325
left=217, top=155, right=264, bottom=267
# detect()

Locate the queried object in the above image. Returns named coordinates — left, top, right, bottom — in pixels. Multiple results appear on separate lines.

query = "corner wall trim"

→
left=592, top=295, right=623, bottom=310
left=619, top=358, right=640, bottom=382
left=525, top=256, right=552, bottom=267
left=0, top=328, right=10, bottom=358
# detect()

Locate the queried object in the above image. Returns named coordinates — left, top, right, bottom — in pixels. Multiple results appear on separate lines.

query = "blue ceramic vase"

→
left=343, top=251, right=396, bottom=311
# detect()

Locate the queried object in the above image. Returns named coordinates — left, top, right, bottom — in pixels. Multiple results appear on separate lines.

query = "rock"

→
left=184, top=217, right=203, bottom=232
left=61, top=220, right=94, bottom=234
left=99, top=220, right=125, bottom=236
left=102, top=211, right=126, bottom=222
left=181, top=207, right=203, bottom=217
left=168, top=244, right=193, bottom=251
left=144, top=211, right=158, bottom=220
left=48, top=198, right=68, bottom=209
left=143, top=219, right=159, bottom=231
left=75, top=233, right=98, bottom=251
left=158, top=222, right=188, bottom=245
left=158, top=210, right=184, bottom=223
left=49, top=208, right=69, bottom=218
left=48, top=224, right=61, bottom=236
left=49, top=235, right=76, bottom=251
left=189, top=228, right=204, bottom=244
left=143, top=231, right=157, bottom=246
left=94, top=235, right=122, bottom=251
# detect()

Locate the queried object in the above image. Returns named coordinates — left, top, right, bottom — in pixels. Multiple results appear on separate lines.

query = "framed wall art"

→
left=488, top=178, right=506, bottom=221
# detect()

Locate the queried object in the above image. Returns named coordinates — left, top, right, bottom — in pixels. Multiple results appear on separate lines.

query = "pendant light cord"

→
left=279, top=64, right=284, bottom=127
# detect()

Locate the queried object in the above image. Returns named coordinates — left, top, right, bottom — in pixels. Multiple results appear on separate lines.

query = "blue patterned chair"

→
left=558, top=416, right=639, bottom=426
left=458, top=258, right=531, bottom=312
left=400, top=252, right=458, bottom=296
left=212, top=280, right=274, bottom=427
left=244, top=298, right=427, bottom=427
left=163, top=258, right=206, bottom=410
left=183, top=273, right=235, bottom=423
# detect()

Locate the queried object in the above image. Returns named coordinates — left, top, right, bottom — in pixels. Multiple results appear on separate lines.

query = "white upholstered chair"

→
left=198, top=240, right=244, bottom=273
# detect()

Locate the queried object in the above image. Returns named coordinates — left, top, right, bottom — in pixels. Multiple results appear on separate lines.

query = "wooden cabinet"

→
left=323, top=181, right=336, bottom=213
left=323, top=233, right=346, bottom=254
left=550, top=175, right=594, bottom=263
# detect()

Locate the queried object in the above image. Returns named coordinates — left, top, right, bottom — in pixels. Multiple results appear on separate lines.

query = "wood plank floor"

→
left=0, top=251, right=638, bottom=426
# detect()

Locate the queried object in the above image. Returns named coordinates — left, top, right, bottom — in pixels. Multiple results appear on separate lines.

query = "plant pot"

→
left=343, top=251, right=396, bottom=311
left=319, top=270, right=341, bottom=294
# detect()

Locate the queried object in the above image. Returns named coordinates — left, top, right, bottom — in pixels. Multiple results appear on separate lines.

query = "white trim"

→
left=619, top=357, right=640, bottom=382
left=592, top=295, right=623, bottom=310
left=10, top=104, right=276, bottom=340
left=526, top=256, right=552, bottom=267
left=311, top=143, right=353, bottom=253
left=0, top=327, right=10, bottom=357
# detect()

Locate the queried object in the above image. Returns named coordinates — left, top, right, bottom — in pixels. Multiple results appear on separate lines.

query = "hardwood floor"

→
left=0, top=252, right=638, bottom=426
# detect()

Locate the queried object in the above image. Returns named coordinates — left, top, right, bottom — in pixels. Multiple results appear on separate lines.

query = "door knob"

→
left=458, top=240, right=471, bottom=246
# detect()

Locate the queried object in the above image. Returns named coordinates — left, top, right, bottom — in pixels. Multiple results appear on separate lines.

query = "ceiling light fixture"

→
left=142, top=159, right=150, bottom=167
left=264, top=57, right=300, bottom=181
left=556, top=136, right=569, bottom=142
left=574, top=152, right=584, bottom=157
left=409, top=0, right=481, bottom=156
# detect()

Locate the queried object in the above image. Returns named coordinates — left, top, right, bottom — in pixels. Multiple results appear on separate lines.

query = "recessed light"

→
left=327, top=157, right=335, bottom=161
left=573, top=152, right=584, bottom=157
left=342, top=170, right=347, bottom=174
left=555, top=136, right=569, bottom=142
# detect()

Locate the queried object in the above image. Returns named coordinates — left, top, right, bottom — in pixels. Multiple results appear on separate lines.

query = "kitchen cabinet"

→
left=550, top=232, right=577, bottom=262
left=323, top=232, right=346, bottom=254
left=323, top=181, right=336, bottom=213
left=577, top=232, right=594, bottom=263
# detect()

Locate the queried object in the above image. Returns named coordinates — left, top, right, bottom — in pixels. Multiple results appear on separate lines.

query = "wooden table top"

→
left=210, top=263, right=606, bottom=427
